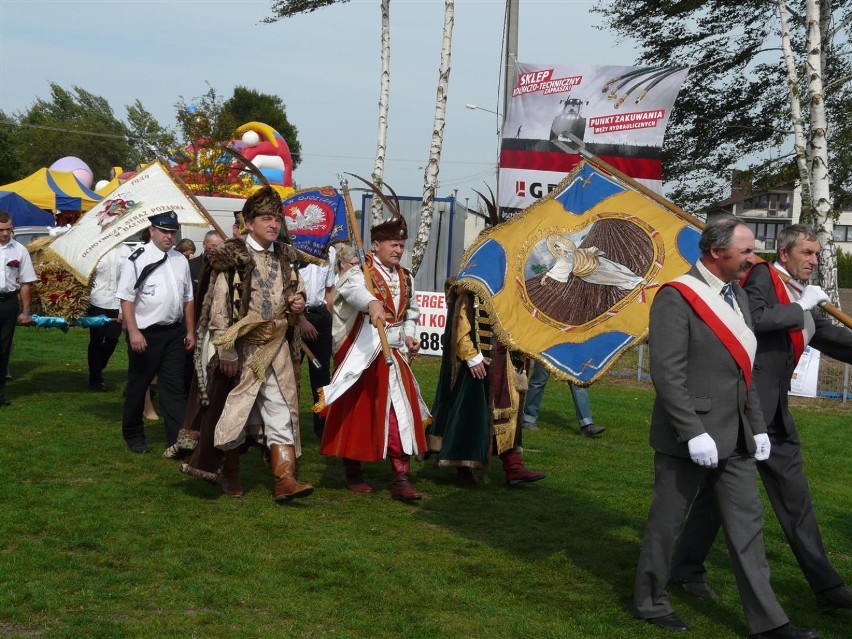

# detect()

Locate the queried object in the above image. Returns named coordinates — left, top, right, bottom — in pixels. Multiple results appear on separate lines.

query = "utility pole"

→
left=503, top=0, right=518, bottom=121
left=499, top=0, right=518, bottom=215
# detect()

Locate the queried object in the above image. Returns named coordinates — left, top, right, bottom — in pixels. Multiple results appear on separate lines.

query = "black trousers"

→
left=0, top=294, right=19, bottom=392
left=122, top=322, right=187, bottom=447
left=87, top=305, right=121, bottom=385
left=302, top=305, right=333, bottom=439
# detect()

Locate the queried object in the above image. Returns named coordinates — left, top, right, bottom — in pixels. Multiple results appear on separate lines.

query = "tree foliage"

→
left=174, top=85, right=242, bottom=196
left=15, top=83, right=134, bottom=182
left=0, top=110, right=23, bottom=184
left=221, top=86, right=302, bottom=167
left=264, top=0, right=350, bottom=21
left=125, top=100, right=177, bottom=169
left=593, top=0, right=852, bottom=213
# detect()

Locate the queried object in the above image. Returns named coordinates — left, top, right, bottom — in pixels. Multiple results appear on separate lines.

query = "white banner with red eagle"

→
left=499, top=63, right=689, bottom=213
left=47, top=160, right=210, bottom=282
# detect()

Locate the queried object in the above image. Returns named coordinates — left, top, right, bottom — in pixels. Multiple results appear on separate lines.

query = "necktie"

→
left=721, top=283, right=735, bottom=309
left=134, top=253, right=168, bottom=290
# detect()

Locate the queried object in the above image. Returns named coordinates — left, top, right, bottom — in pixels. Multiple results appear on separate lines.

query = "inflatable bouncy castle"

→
left=109, top=121, right=296, bottom=200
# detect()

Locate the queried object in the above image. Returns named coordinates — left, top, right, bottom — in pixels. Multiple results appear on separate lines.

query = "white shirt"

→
left=89, top=244, right=132, bottom=309
left=696, top=260, right=743, bottom=320
left=116, top=242, right=193, bottom=329
left=301, top=245, right=336, bottom=307
left=245, top=234, right=273, bottom=256
left=0, top=238, right=37, bottom=293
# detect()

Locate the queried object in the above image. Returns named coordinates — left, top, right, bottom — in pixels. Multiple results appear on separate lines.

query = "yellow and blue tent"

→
left=0, top=168, right=102, bottom=211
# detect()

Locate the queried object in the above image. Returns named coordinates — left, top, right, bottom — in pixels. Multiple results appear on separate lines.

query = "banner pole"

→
left=340, top=179, right=394, bottom=366
left=157, top=157, right=229, bottom=239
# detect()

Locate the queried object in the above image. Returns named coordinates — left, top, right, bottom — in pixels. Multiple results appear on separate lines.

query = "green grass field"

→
left=1, top=327, right=850, bottom=638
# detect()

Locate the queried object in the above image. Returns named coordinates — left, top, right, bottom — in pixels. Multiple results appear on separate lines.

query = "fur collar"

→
left=206, top=237, right=298, bottom=272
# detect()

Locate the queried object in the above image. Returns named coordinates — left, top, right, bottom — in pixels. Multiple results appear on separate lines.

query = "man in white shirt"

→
left=0, top=211, right=37, bottom=406
left=116, top=211, right=195, bottom=453
left=298, top=245, right=336, bottom=439
left=87, top=243, right=132, bottom=391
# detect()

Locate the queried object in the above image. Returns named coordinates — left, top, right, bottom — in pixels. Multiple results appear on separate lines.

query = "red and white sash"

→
left=740, top=262, right=807, bottom=364
left=666, top=275, right=757, bottom=388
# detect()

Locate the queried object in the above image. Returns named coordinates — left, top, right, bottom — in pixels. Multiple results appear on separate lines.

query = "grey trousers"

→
left=633, top=452, right=788, bottom=634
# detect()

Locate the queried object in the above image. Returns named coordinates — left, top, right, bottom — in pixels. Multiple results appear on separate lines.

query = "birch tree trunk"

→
left=777, top=0, right=812, bottom=221
left=410, top=0, right=454, bottom=276
left=804, top=0, right=838, bottom=303
left=371, top=0, right=391, bottom=223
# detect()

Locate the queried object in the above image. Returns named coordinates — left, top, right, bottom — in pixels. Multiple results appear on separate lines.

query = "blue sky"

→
left=0, top=0, right=638, bottom=204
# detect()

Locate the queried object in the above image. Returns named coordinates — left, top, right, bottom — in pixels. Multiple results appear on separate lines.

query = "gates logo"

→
left=515, top=180, right=526, bottom=197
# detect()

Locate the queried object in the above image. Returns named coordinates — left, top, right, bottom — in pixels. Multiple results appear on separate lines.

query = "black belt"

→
left=0, top=291, right=18, bottom=301
left=141, top=321, right=182, bottom=333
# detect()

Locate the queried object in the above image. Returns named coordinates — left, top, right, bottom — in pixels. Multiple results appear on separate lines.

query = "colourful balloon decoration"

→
left=234, top=122, right=294, bottom=188
left=50, top=156, right=94, bottom=189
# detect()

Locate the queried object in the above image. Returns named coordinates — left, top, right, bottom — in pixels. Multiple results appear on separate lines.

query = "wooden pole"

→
left=157, top=157, right=229, bottom=239
left=556, top=134, right=852, bottom=330
left=340, top=179, right=394, bottom=366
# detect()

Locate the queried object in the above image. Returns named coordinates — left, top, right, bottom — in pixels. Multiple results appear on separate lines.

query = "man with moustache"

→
left=182, top=187, right=312, bottom=502
left=633, top=217, right=818, bottom=639
left=673, top=223, right=852, bottom=613
left=316, top=212, right=431, bottom=501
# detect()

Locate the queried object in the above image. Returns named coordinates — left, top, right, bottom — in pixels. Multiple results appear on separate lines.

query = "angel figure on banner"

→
left=524, top=217, right=655, bottom=326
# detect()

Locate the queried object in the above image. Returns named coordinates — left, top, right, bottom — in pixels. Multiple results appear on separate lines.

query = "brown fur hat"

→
left=371, top=215, right=408, bottom=242
left=242, top=186, right=282, bottom=221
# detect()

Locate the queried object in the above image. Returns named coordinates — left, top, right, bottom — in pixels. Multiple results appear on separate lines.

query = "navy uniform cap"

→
left=148, top=210, right=180, bottom=231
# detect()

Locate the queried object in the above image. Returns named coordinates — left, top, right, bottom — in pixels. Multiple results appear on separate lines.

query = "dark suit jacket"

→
left=188, top=255, right=203, bottom=296
left=743, top=262, right=852, bottom=439
left=649, top=266, right=766, bottom=459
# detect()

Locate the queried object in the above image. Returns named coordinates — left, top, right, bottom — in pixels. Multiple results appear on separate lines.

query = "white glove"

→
left=753, top=433, right=771, bottom=461
left=796, top=285, right=829, bottom=311
left=687, top=433, right=719, bottom=468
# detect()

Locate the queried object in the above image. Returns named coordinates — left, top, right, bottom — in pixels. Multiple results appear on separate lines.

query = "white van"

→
left=181, top=195, right=247, bottom=244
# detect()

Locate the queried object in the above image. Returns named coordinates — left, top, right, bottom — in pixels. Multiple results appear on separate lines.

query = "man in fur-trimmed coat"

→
left=179, top=186, right=312, bottom=503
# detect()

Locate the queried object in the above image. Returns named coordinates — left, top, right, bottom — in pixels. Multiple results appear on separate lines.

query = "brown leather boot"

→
left=270, top=444, right=314, bottom=502
left=500, top=451, right=546, bottom=486
left=343, top=458, right=373, bottom=493
left=390, top=456, right=422, bottom=501
left=221, top=449, right=243, bottom=497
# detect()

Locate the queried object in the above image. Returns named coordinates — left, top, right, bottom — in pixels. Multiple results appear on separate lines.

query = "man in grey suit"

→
left=673, top=224, right=852, bottom=612
left=633, top=217, right=819, bottom=638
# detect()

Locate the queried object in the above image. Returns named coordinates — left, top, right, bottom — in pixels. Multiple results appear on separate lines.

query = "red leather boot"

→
left=500, top=451, right=546, bottom=486
left=390, top=456, right=423, bottom=501
left=343, top=458, right=373, bottom=493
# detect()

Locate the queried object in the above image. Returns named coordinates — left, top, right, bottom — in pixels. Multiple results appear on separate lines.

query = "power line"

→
left=0, top=120, right=133, bottom=141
